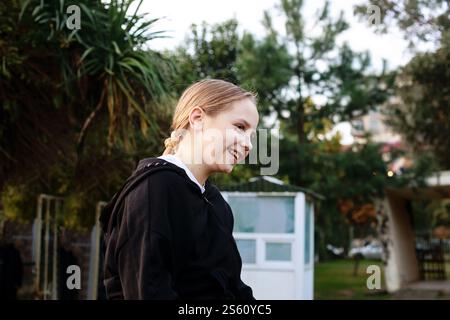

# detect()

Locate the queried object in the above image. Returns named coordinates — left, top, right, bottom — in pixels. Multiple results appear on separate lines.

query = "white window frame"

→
left=223, top=192, right=299, bottom=271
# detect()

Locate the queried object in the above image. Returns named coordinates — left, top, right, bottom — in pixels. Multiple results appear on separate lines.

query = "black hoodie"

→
left=99, top=157, right=254, bottom=300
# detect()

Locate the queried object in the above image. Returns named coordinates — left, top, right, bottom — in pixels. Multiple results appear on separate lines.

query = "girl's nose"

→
left=241, top=134, right=253, bottom=152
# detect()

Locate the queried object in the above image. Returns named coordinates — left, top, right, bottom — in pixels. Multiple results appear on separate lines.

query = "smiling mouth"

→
left=228, top=148, right=241, bottom=163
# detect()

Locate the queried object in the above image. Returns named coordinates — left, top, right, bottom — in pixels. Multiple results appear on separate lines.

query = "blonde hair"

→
left=163, top=79, right=256, bottom=155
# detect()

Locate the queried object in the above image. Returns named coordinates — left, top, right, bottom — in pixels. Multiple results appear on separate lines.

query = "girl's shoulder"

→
left=135, top=157, right=187, bottom=182
left=138, top=158, right=204, bottom=195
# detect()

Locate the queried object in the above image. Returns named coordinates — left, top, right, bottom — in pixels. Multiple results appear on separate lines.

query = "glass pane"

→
left=304, top=201, right=312, bottom=264
left=266, top=242, right=292, bottom=261
left=235, top=239, right=256, bottom=264
left=228, top=196, right=295, bottom=233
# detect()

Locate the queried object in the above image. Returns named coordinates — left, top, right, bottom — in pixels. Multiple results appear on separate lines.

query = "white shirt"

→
left=158, top=154, right=206, bottom=194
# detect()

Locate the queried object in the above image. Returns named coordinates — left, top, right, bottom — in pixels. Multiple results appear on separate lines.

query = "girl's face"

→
left=199, top=98, right=259, bottom=174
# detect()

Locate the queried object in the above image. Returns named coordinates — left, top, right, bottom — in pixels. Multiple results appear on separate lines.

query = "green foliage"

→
left=62, top=191, right=95, bottom=231
left=383, top=39, right=450, bottom=169
left=20, top=0, right=173, bottom=150
left=236, top=32, right=293, bottom=117
left=165, top=19, right=240, bottom=95
left=242, top=0, right=396, bottom=151
left=354, top=0, right=449, bottom=47
left=0, top=0, right=175, bottom=227
left=1, top=184, right=36, bottom=222
left=411, top=199, right=450, bottom=236
left=210, top=164, right=259, bottom=190
left=429, top=200, right=450, bottom=228
left=354, top=1, right=449, bottom=169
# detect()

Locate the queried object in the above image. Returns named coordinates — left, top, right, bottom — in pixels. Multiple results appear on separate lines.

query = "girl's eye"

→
left=235, top=124, right=245, bottom=131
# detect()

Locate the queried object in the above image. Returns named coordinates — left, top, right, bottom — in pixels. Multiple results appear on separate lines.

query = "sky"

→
left=136, top=0, right=417, bottom=144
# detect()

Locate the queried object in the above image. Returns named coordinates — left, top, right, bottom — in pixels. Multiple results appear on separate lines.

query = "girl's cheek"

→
left=225, top=131, right=240, bottom=148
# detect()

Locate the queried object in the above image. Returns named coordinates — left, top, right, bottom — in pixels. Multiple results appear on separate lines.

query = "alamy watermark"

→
left=367, top=4, right=381, bottom=26
left=66, top=265, right=81, bottom=290
left=366, top=265, right=381, bottom=290
left=66, top=5, right=81, bottom=30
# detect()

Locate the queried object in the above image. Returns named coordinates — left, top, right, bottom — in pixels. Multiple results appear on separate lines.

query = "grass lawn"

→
left=314, top=259, right=391, bottom=300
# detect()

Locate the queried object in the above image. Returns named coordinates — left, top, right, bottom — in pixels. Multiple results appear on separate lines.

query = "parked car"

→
left=348, top=241, right=383, bottom=260
left=326, top=244, right=345, bottom=259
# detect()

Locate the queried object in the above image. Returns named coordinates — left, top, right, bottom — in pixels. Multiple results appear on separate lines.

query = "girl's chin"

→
left=216, top=162, right=234, bottom=174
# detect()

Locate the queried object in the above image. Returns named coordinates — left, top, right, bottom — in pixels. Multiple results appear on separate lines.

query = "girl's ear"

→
left=189, top=106, right=204, bottom=130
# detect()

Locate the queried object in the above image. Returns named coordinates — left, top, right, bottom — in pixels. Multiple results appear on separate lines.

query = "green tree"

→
left=0, top=0, right=174, bottom=227
left=383, top=40, right=450, bottom=169
left=354, top=0, right=449, bottom=48
left=243, top=0, right=396, bottom=185
left=355, top=0, right=450, bottom=169
left=166, top=19, right=240, bottom=95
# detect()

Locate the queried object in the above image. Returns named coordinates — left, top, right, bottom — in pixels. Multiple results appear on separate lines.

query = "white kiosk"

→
left=222, top=176, right=321, bottom=300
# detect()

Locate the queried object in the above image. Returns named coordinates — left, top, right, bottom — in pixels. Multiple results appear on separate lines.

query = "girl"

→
left=101, top=79, right=259, bottom=300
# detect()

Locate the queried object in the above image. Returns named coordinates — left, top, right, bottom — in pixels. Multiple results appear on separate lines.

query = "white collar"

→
left=158, top=154, right=206, bottom=194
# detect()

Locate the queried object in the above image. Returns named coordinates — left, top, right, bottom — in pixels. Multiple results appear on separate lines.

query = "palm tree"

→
left=0, top=0, right=174, bottom=226
left=22, top=0, right=173, bottom=152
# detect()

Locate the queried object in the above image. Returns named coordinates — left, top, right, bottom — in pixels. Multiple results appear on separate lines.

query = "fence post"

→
left=87, top=201, right=107, bottom=300
left=33, top=194, right=63, bottom=300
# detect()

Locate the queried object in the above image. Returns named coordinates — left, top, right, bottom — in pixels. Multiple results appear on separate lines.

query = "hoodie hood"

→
left=136, top=157, right=211, bottom=194
left=99, top=157, right=213, bottom=236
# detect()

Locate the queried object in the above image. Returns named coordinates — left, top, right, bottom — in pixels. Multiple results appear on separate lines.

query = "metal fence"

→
left=32, top=194, right=106, bottom=300
left=415, top=235, right=450, bottom=281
